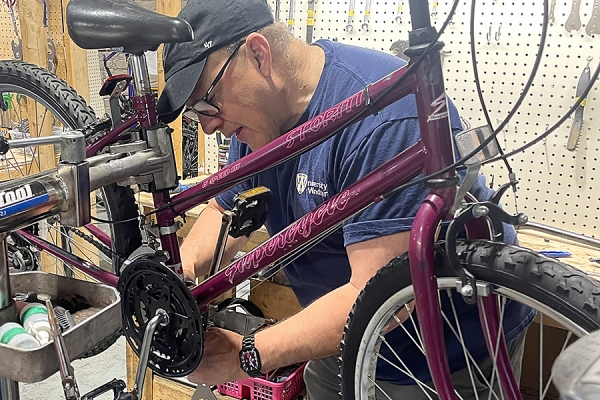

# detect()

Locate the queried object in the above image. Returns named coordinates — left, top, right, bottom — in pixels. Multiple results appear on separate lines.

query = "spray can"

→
left=20, top=303, right=52, bottom=345
left=0, top=322, right=41, bottom=349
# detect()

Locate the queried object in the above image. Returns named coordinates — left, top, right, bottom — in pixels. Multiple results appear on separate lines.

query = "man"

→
left=157, top=0, right=535, bottom=398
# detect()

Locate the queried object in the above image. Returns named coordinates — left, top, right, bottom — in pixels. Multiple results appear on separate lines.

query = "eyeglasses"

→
left=183, top=40, right=245, bottom=121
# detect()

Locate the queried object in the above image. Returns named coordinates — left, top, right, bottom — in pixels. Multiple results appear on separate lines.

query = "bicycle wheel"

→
left=0, top=60, right=141, bottom=277
left=340, top=239, right=600, bottom=400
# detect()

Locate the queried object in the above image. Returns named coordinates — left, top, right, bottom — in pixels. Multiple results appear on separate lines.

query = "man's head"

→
left=157, top=0, right=274, bottom=124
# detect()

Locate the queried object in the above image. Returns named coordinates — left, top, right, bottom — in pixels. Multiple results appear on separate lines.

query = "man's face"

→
left=184, top=36, right=281, bottom=150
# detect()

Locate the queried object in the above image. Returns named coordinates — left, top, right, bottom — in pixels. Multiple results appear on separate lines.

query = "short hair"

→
left=221, top=20, right=292, bottom=66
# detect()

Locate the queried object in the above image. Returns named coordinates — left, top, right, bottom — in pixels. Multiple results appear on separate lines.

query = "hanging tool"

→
left=567, top=56, right=592, bottom=151
left=345, top=0, right=356, bottom=32
left=431, top=1, right=438, bottom=18
left=440, top=50, right=452, bottom=66
left=395, top=0, right=403, bottom=23
left=549, top=0, right=557, bottom=25
left=487, top=22, right=493, bottom=41
left=287, top=0, right=295, bottom=34
left=306, top=0, right=316, bottom=43
left=586, top=0, right=600, bottom=36
left=565, top=0, right=582, bottom=32
left=495, top=23, right=502, bottom=41
left=41, top=0, right=58, bottom=73
left=390, top=39, right=409, bottom=61
left=274, top=0, right=280, bottom=20
left=361, top=0, right=372, bottom=31
left=3, top=0, right=22, bottom=60
left=47, top=38, right=57, bottom=73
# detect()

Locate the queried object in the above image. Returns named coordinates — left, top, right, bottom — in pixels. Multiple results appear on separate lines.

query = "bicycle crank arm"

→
left=133, top=309, right=170, bottom=397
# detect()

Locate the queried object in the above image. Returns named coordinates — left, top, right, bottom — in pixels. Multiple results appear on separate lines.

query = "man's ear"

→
left=245, top=32, right=272, bottom=78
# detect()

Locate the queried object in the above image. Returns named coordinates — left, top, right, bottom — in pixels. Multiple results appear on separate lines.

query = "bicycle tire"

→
left=340, top=239, right=600, bottom=399
left=0, top=61, right=142, bottom=358
left=0, top=60, right=142, bottom=274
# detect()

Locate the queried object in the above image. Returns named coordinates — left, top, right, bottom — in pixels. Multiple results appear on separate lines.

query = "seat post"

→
left=129, top=54, right=152, bottom=97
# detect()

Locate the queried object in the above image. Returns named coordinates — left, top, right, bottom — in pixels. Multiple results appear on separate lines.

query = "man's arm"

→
left=181, top=198, right=250, bottom=281
left=188, top=230, right=410, bottom=384
left=256, top=230, right=410, bottom=370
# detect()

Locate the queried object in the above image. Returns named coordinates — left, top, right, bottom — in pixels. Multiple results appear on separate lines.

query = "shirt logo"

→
left=296, top=173, right=308, bottom=194
left=204, top=41, right=213, bottom=48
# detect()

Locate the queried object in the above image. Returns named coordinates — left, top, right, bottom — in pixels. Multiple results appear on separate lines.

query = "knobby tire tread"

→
left=340, top=239, right=600, bottom=399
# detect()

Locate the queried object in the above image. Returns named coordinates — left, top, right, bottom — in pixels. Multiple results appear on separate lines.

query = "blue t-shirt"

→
left=216, top=40, right=535, bottom=384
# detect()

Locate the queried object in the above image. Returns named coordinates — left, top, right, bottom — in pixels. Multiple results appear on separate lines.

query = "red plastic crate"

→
left=218, top=363, right=306, bottom=400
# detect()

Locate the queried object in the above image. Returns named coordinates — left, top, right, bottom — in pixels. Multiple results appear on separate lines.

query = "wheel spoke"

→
left=379, top=337, right=437, bottom=398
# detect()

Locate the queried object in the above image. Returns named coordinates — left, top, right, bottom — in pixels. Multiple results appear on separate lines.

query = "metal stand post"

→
left=0, top=236, right=20, bottom=400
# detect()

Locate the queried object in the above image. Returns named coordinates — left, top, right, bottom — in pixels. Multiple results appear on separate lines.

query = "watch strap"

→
left=240, top=333, right=264, bottom=377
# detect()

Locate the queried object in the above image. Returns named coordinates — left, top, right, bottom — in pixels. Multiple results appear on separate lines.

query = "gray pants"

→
left=304, top=331, right=527, bottom=400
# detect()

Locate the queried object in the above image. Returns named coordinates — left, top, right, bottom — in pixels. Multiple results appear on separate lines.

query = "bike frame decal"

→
left=0, top=182, right=49, bottom=219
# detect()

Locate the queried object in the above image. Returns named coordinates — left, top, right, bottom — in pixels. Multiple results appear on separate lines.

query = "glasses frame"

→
left=183, top=40, right=245, bottom=121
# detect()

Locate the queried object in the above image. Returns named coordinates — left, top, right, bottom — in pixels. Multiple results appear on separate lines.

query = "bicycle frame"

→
left=18, top=1, right=522, bottom=398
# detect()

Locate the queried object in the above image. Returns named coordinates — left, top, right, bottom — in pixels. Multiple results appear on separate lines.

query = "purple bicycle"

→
left=0, top=0, right=599, bottom=399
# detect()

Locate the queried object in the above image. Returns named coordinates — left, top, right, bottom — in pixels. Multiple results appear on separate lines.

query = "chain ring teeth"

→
left=117, top=259, right=204, bottom=377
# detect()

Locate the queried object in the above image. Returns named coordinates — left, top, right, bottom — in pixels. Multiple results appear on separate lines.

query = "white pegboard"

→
left=268, top=0, right=600, bottom=237
left=87, top=50, right=106, bottom=116
left=204, top=133, right=219, bottom=174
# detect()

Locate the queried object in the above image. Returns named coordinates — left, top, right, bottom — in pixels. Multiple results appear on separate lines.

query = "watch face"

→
left=240, top=349, right=260, bottom=371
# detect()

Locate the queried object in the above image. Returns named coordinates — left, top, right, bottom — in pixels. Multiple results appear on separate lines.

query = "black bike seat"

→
left=66, top=0, right=193, bottom=54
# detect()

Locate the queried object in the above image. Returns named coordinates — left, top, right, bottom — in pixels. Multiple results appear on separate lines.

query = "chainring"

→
left=117, top=259, right=204, bottom=377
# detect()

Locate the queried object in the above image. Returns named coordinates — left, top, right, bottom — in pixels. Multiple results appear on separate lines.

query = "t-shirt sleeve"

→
left=337, top=118, right=430, bottom=247
left=214, top=137, right=253, bottom=211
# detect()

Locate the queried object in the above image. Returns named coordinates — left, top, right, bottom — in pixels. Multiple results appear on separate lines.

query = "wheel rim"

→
left=0, top=84, right=125, bottom=278
left=353, top=277, right=585, bottom=400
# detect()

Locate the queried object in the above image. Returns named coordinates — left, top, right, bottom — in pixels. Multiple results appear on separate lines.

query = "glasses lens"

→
left=193, top=101, right=219, bottom=116
left=183, top=109, right=200, bottom=122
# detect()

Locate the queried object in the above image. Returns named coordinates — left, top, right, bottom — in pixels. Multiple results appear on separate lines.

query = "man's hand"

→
left=188, top=327, right=250, bottom=385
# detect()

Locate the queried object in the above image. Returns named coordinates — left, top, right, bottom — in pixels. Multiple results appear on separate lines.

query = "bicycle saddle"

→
left=66, top=0, right=193, bottom=54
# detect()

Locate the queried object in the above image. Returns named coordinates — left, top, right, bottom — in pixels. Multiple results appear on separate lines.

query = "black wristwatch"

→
left=239, top=334, right=264, bottom=378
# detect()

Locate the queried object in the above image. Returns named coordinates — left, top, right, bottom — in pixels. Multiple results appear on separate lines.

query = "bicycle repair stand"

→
left=0, top=133, right=162, bottom=400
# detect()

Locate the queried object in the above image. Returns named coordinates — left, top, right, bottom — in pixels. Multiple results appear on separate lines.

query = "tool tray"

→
left=0, top=271, right=121, bottom=383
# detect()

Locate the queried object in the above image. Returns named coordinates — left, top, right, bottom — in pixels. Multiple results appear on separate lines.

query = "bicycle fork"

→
left=409, top=194, right=522, bottom=399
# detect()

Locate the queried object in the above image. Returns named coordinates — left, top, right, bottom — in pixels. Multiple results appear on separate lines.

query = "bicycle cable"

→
left=381, top=0, right=553, bottom=200
left=90, top=215, right=140, bottom=225
left=469, top=0, right=515, bottom=175
left=142, top=0, right=461, bottom=220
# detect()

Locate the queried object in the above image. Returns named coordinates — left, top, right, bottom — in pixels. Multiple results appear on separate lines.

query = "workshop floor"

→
left=19, top=336, right=127, bottom=400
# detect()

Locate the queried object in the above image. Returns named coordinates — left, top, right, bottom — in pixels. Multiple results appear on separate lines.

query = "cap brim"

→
left=157, top=59, right=207, bottom=124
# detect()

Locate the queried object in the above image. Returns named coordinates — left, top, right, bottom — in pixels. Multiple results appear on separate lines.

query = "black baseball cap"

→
left=157, top=0, right=274, bottom=123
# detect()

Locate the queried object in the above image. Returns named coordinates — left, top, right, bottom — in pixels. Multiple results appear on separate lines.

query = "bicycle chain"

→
left=63, top=225, right=125, bottom=265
